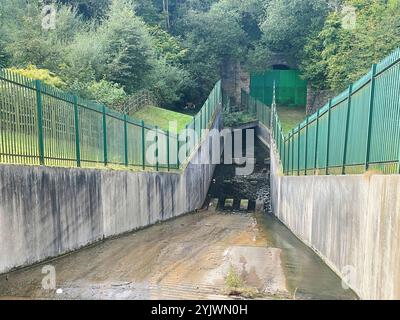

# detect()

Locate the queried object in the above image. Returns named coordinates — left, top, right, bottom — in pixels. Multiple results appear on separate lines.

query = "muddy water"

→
left=0, top=135, right=357, bottom=300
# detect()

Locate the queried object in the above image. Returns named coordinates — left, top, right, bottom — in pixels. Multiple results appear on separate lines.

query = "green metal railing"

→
left=0, top=68, right=222, bottom=171
left=241, top=89, right=271, bottom=127
left=244, top=48, right=400, bottom=176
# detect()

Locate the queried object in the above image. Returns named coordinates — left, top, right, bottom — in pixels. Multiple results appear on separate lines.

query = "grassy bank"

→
left=133, top=106, right=193, bottom=133
left=277, top=106, right=306, bottom=135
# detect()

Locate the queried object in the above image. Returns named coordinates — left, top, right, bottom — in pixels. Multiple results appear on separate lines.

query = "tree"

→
left=57, top=0, right=111, bottom=19
left=260, top=0, right=329, bottom=64
left=300, top=0, right=400, bottom=92
left=100, top=0, right=155, bottom=93
left=1, top=1, right=83, bottom=71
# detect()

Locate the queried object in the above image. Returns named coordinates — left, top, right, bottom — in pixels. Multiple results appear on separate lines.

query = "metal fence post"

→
left=342, top=85, right=353, bottom=175
left=200, top=109, right=203, bottom=139
left=35, top=80, right=45, bottom=166
left=102, top=106, right=108, bottom=166
left=398, top=140, right=400, bottom=174
left=304, top=116, right=309, bottom=175
left=287, top=133, right=290, bottom=174
left=283, top=136, right=286, bottom=174
left=314, top=109, right=320, bottom=174
left=207, top=100, right=210, bottom=125
left=297, top=125, right=301, bottom=176
left=73, top=95, right=81, bottom=167
left=177, top=134, right=180, bottom=169
left=185, top=124, right=189, bottom=159
left=193, top=116, right=196, bottom=141
left=167, top=130, right=170, bottom=172
left=124, top=115, right=128, bottom=167
left=155, top=126, right=159, bottom=171
left=291, top=130, right=295, bottom=175
left=365, top=64, right=377, bottom=171
left=141, top=120, right=145, bottom=170
left=326, top=100, right=332, bottom=175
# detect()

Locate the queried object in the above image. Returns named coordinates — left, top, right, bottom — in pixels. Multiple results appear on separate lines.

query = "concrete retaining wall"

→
left=269, top=138, right=400, bottom=300
left=0, top=114, right=222, bottom=274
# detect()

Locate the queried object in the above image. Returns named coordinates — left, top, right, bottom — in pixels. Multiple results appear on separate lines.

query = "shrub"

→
left=8, top=65, right=65, bottom=88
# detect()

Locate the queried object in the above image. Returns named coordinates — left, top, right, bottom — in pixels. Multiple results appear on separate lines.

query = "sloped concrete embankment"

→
left=269, top=137, right=400, bottom=300
left=0, top=113, right=222, bottom=274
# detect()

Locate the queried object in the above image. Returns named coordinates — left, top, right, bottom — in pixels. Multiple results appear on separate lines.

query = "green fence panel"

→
left=78, top=99, right=104, bottom=167
left=369, top=60, right=400, bottom=173
left=0, top=69, right=39, bottom=166
left=41, top=83, right=77, bottom=167
left=345, top=82, right=371, bottom=168
left=328, top=98, right=348, bottom=170
left=306, top=118, right=317, bottom=172
left=316, top=109, right=329, bottom=170
left=1, top=68, right=221, bottom=171
left=250, top=69, right=307, bottom=107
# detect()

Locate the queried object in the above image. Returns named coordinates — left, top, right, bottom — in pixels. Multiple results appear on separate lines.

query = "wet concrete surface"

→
left=0, top=210, right=357, bottom=300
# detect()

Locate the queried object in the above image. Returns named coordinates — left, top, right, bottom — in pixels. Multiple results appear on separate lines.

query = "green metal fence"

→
left=244, top=48, right=400, bottom=176
left=250, top=69, right=307, bottom=107
left=0, top=68, right=222, bottom=171
left=241, top=89, right=271, bottom=127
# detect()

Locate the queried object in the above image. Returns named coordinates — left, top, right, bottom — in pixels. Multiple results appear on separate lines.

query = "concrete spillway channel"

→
left=0, top=134, right=357, bottom=300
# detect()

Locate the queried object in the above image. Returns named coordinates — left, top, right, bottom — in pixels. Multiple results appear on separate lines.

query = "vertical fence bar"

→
left=365, top=64, right=377, bottom=171
left=141, top=120, right=145, bottom=170
left=124, top=115, right=128, bottom=167
left=314, top=109, right=320, bottom=174
left=35, top=80, right=45, bottom=165
left=283, top=136, right=286, bottom=174
left=207, top=100, right=210, bottom=125
left=177, top=134, right=180, bottom=169
left=398, top=139, right=400, bottom=174
left=326, top=100, right=332, bottom=175
left=185, top=124, right=189, bottom=159
left=167, top=130, right=170, bottom=172
left=102, top=106, right=108, bottom=166
left=291, top=130, right=295, bottom=175
left=286, top=138, right=290, bottom=175
left=200, top=109, right=203, bottom=139
left=193, top=116, right=196, bottom=142
left=297, top=125, right=301, bottom=176
left=73, top=95, right=81, bottom=167
left=304, top=116, right=309, bottom=175
left=342, top=85, right=353, bottom=175
left=155, top=126, right=159, bottom=171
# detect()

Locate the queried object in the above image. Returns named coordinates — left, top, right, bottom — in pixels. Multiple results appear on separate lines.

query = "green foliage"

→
left=147, top=26, right=187, bottom=64
left=9, top=65, right=66, bottom=88
left=176, top=0, right=247, bottom=105
left=1, top=1, right=83, bottom=71
left=145, top=59, right=190, bottom=107
left=57, top=0, right=111, bottom=19
left=86, top=79, right=127, bottom=107
left=100, top=0, right=154, bottom=94
left=261, top=0, right=329, bottom=60
left=223, top=110, right=256, bottom=128
left=301, top=0, right=400, bottom=92
left=225, top=265, right=244, bottom=289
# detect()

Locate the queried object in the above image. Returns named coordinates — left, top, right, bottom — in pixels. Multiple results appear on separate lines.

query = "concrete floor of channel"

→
left=0, top=210, right=357, bottom=300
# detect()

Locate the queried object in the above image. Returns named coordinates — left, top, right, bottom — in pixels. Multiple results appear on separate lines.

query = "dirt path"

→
left=0, top=211, right=357, bottom=300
